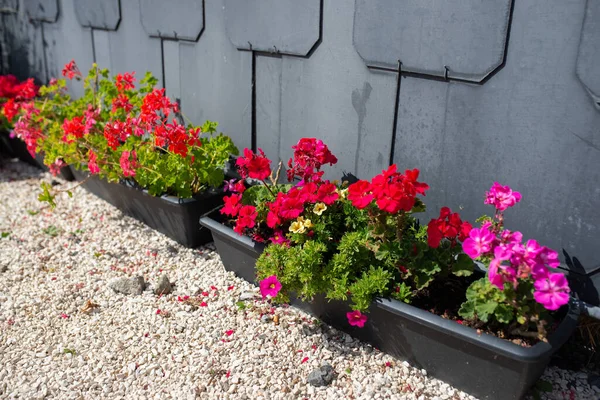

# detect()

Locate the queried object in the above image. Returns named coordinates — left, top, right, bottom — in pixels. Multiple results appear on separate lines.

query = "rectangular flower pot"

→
left=199, top=214, right=580, bottom=400
left=72, top=169, right=222, bottom=247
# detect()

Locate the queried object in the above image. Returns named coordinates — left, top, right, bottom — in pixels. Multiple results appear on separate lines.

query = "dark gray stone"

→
left=109, top=276, right=146, bottom=295
left=224, top=0, right=321, bottom=56
left=588, top=373, right=600, bottom=390
left=0, top=263, right=7, bottom=273
left=307, top=363, right=335, bottom=387
left=140, top=0, right=204, bottom=41
left=74, top=0, right=121, bottom=30
left=353, top=0, right=512, bottom=82
left=24, top=0, right=58, bottom=22
left=154, top=274, right=172, bottom=295
left=576, top=0, right=600, bottom=106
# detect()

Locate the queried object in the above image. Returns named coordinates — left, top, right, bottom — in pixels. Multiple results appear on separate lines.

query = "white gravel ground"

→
left=0, top=160, right=597, bottom=400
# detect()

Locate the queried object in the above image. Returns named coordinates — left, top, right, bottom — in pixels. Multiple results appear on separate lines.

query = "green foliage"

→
left=1, top=231, right=10, bottom=239
left=42, top=225, right=60, bottom=237
left=17, top=62, right=237, bottom=205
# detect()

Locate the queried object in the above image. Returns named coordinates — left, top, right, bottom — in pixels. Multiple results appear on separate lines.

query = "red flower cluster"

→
left=287, top=138, right=337, bottom=182
left=265, top=181, right=338, bottom=229
left=61, top=116, right=86, bottom=143
left=426, top=207, right=472, bottom=248
left=115, top=72, right=135, bottom=92
left=62, top=60, right=81, bottom=80
left=119, top=150, right=138, bottom=177
left=1, top=75, right=38, bottom=122
left=347, top=165, right=429, bottom=213
left=236, top=148, right=271, bottom=180
left=154, top=120, right=201, bottom=157
left=0, top=75, right=38, bottom=100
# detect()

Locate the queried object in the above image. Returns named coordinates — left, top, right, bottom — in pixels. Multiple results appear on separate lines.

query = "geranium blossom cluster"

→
left=463, top=183, right=569, bottom=311
left=222, top=138, right=339, bottom=239
left=347, top=165, right=429, bottom=213
left=427, top=207, right=472, bottom=248
left=10, top=60, right=237, bottom=203
left=0, top=74, right=38, bottom=127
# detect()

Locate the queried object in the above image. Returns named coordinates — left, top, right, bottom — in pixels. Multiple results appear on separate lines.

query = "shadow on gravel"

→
left=0, top=157, right=45, bottom=183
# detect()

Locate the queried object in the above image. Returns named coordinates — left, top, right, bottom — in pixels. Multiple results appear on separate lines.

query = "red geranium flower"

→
left=236, top=148, right=271, bottom=180
left=221, top=194, right=243, bottom=217
left=347, top=180, right=374, bottom=209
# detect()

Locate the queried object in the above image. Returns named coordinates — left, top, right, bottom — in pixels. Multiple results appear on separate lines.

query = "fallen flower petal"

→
left=301, top=357, right=309, bottom=364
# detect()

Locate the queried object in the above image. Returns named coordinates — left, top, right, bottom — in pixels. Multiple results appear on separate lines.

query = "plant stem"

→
left=261, top=180, right=276, bottom=197
left=52, top=175, right=93, bottom=193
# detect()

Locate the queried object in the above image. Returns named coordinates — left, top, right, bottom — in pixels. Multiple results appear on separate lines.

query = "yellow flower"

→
left=303, top=219, right=313, bottom=229
left=313, top=202, right=327, bottom=215
left=289, top=221, right=306, bottom=234
left=337, top=188, right=348, bottom=199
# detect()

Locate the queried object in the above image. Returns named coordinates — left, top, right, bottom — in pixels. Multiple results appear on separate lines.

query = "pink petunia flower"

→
left=259, top=275, right=282, bottom=299
left=346, top=310, right=368, bottom=328
left=534, top=273, right=570, bottom=310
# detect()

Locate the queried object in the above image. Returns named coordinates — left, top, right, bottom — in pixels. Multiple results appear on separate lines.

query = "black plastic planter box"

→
left=72, top=169, right=222, bottom=248
left=199, top=214, right=580, bottom=400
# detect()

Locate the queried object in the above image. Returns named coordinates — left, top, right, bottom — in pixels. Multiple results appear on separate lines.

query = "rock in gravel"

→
left=108, top=276, right=146, bottom=295
left=154, top=274, right=172, bottom=295
left=0, top=263, right=7, bottom=273
left=239, top=291, right=256, bottom=301
left=307, top=363, right=335, bottom=387
left=588, top=373, right=600, bottom=390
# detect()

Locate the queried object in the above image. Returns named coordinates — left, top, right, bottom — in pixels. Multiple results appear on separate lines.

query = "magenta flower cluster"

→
left=463, top=183, right=570, bottom=311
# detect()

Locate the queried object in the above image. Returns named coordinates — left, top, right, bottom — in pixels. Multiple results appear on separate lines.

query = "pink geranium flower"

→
left=346, top=310, right=368, bottom=328
left=484, top=182, right=522, bottom=211
left=462, top=227, right=495, bottom=259
left=259, top=275, right=282, bottom=299
left=534, top=273, right=570, bottom=310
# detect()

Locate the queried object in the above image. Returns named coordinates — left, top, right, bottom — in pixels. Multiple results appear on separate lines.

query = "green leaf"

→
left=458, top=301, right=475, bottom=320
left=27, top=210, right=40, bottom=216
left=494, top=304, right=514, bottom=324
left=452, top=253, right=475, bottom=277
left=1, top=232, right=10, bottom=239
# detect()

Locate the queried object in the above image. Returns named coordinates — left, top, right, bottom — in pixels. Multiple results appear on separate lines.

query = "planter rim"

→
left=72, top=168, right=221, bottom=204
left=199, top=215, right=265, bottom=254
left=200, top=214, right=580, bottom=363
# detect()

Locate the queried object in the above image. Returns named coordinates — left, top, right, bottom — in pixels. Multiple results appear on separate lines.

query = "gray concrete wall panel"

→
left=0, top=1, right=18, bottom=11
left=24, top=0, right=58, bottom=22
left=255, top=55, right=282, bottom=162
left=353, top=0, right=512, bottom=82
left=74, top=0, right=120, bottom=30
left=393, top=0, right=600, bottom=275
left=2, top=8, right=46, bottom=81
left=139, top=0, right=203, bottom=41
left=98, top=0, right=161, bottom=85
left=44, top=0, right=94, bottom=97
left=277, top=0, right=395, bottom=179
left=576, top=0, right=600, bottom=106
left=224, top=0, right=321, bottom=56
left=178, top=0, right=252, bottom=150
